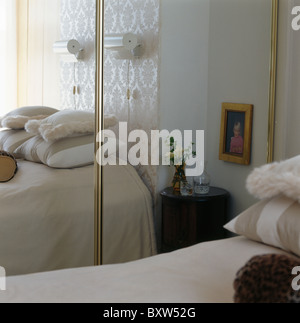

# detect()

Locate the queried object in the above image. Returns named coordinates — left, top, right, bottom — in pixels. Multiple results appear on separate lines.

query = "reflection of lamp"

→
left=104, top=33, right=143, bottom=58
left=53, top=39, right=84, bottom=62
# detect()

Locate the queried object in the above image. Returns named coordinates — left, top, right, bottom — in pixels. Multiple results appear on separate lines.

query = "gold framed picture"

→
left=219, top=103, right=253, bottom=165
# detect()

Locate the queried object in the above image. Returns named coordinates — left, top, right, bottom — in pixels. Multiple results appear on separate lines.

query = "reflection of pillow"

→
left=104, top=114, right=118, bottom=128
left=14, top=135, right=94, bottom=169
left=246, top=155, right=300, bottom=202
left=234, top=254, right=300, bottom=303
left=25, top=110, right=118, bottom=142
left=224, top=195, right=300, bottom=257
left=25, top=110, right=95, bottom=142
left=99, top=130, right=127, bottom=157
left=0, top=129, right=34, bottom=156
left=0, top=106, right=58, bottom=129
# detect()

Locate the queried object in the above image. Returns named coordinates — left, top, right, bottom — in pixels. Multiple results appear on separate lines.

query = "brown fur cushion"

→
left=0, top=151, right=18, bottom=182
left=234, top=254, right=300, bottom=303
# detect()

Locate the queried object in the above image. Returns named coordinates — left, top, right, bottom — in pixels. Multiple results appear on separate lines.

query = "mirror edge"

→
left=267, top=0, right=278, bottom=163
left=94, top=0, right=104, bottom=266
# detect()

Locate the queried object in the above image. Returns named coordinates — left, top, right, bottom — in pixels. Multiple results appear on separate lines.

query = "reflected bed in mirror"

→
left=0, top=0, right=99, bottom=276
left=0, top=0, right=157, bottom=276
left=0, top=107, right=156, bottom=275
left=0, top=107, right=96, bottom=276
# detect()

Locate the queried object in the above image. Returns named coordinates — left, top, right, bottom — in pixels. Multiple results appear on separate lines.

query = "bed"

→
left=2, top=155, right=300, bottom=303
left=0, top=159, right=156, bottom=276
left=0, top=236, right=297, bottom=303
left=0, top=107, right=157, bottom=276
left=1, top=109, right=300, bottom=303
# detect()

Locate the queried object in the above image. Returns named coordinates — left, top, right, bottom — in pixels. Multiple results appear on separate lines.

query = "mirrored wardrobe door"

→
left=0, top=0, right=97, bottom=276
left=98, top=0, right=277, bottom=263
left=99, top=0, right=159, bottom=265
left=158, top=0, right=277, bottom=219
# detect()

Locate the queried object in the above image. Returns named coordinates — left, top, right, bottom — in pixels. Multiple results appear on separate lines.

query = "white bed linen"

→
left=0, top=237, right=294, bottom=303
left=0, top=160, right=156, bottom=276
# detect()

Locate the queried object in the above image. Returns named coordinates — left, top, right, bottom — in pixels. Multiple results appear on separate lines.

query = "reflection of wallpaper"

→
left=104, top=0, right=160, bottom=197
left=59, top=0, right=160, bottom=198
left=60, top=0, right=96, bottom=111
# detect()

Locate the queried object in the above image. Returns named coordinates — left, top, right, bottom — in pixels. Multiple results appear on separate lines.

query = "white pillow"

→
left=224, top=195, right=300, bottom=258
left=25, top=110, right=118, bottom=142
left=0, top=106, right=58, bottom=129
left=246, top=155, right=300, bottom=202
left=104, top=114, right=118, bottom=129
left=0, top=129, right=34, bottom=157
left=25, top=110, right=95, bottom=142
left=97, top=130, right=128, bottom=164
left=14, top=135, right=94, bottom=169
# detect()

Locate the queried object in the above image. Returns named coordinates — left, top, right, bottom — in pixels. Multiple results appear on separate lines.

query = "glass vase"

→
left=194, top=168, right=210, bottom=195
left=180, top=179, right=193, bottom=196
left=172, top=164, right=186, bottom=192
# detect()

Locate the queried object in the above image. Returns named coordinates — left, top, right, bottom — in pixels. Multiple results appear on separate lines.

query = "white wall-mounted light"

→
left=104, top=33, right=143, bottom=58
left=53, top=39, right=84, bottom=62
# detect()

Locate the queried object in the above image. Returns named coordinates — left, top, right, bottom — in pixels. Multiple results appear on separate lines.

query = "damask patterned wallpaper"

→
left=59, top=0, right=160, bottom=198
left=60, top=0, right=96, bottom=111
left=104, top=0, right=160, bottom=198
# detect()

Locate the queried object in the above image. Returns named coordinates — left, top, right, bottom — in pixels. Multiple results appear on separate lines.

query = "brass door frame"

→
left=267, top=0, right=278, bottom=163
left=94, top=0, right=104, bottom=266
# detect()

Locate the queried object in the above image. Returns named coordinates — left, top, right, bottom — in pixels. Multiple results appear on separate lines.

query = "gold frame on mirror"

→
left=267, top=0, right=278, bottom=163
left=94, top=0, right=104, bottom=266
left=94, top=0, right=279, bottom=266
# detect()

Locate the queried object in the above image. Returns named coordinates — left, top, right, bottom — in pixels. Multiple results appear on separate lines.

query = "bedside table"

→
left=160, top=187, right=230, bottom=253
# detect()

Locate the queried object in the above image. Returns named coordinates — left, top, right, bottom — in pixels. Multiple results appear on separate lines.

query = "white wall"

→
left=206, top=0, right=272, bottom=219
left=275, top=0, right=300, bottom=160
left=158, top=0, right=274, bottom=232
left=157, top=0, right=210, bottom=246
left=158, top=0, right=210, bottom=191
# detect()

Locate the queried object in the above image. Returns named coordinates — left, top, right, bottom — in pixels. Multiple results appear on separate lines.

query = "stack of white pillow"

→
left=0, top=106, right=117, bottom=169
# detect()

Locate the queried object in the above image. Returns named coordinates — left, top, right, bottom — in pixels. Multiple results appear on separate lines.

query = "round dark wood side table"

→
left=160, top=187, right=230, bottom=253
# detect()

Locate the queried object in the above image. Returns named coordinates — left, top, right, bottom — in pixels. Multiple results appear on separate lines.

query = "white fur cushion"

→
left=2, top=115, right=50, bottom=130
left=246, top=155, right=300, bottom=202
left=104, top=114, right=118, bottom=129
left=0, top=106, right=58, bottom=129
left=25, top=110, right=95, bottom=142
left=25, top=110, right=118, bottom=142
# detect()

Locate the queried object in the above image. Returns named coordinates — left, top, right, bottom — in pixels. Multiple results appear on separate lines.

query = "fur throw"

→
left=104, top=114, right=118, bottom=128
left=26, top=119, right=94, bottom=142
left=1, top=115, right=49, bottom=130
left=246, top=155, right=300, bottom=202
left=25, top=112, right=117, bottom=142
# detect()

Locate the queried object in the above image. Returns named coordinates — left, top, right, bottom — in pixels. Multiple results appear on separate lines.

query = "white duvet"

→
left=0, top=237, right=293, bottom=303
left=0, top=160, right=156, bottom=276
